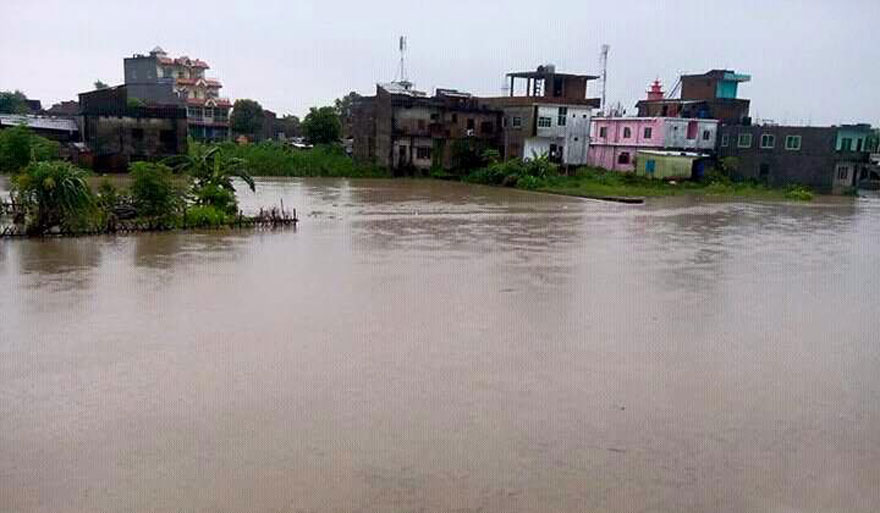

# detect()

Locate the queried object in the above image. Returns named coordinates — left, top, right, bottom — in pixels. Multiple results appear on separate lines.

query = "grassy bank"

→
left=531, top=168, right=815, bottom=201
left=212, top=141, right=389, bottom=178
left=457, top=155, right=816, bottom=201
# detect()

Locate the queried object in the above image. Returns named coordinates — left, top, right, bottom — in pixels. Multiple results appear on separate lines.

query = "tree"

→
left=0, top=125, right=60, bottom=173
left=230, top=99, right=264, bottom=140
left=302, top=106, right=341, bottom=145
left=11, top=161, right=95, bottom=233
left=0, top=90, right=29, bottom=114
left=94, top=80, right=109, bottom=90
left=276, top=114, right=301, bottom=139
left=334, top=91, right=361, bottom=137
left=166, top=142, right=255, bottom=215
left=130, top=162, right=179, bottom=218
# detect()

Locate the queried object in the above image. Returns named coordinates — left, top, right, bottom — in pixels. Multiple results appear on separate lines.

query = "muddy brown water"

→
left=1, top=177, right=879, bottom=513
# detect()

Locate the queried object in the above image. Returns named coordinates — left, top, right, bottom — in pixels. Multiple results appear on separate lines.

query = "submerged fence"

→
left=0, top=206, right=297, bottom=239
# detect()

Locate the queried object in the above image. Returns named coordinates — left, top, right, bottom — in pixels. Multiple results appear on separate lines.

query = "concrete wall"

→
left=718, top=125, right=841, bottom=191
left=83, top=114, right=188, bottom=172
left=635, top=152, right=697, bottom=179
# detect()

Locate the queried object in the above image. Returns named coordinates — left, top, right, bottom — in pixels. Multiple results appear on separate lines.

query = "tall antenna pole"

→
left=398, top=35, right=408, bottom=84
left=600, top=44, right=610, bottom=116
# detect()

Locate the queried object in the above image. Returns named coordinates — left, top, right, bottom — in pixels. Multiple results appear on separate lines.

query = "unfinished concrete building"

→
left=479, top=65, right=600, bottom=165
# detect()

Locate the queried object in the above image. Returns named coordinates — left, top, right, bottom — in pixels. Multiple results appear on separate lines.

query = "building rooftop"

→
left=0, top=114, right=79, bottom=132
left=507, top=69, right=599, bottom=81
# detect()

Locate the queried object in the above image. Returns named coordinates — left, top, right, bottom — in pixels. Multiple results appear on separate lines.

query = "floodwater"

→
left=1, top=177, right=879, bottom=513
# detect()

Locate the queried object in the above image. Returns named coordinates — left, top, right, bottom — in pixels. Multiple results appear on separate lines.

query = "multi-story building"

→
left=588, top=117, right=718, bottom=172
left=124, top=47, right=231, bottom=141
left=636, top=71, right=751, bottom=124
left=479, top=65, right=599, bottom=165
left=717, top=124, right=875, bottom=193
left=79, top=83, right=188, bottom=172
left=352, top=82, right=503, bottom=173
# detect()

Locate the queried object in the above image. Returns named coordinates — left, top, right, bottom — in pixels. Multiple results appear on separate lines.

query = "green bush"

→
left=218, top=140, right=387, bottom=177
left=194, top=183, right=238, bottom=215
left=784, top=185, right=814, bottom=201
left=465, top=153, right=559, bottom=188
left=0, top=125, right=59, bottom=173
left=11, top=161, right=95, bottom=232
left=130, top=162, right=180, bottom=218
left=184, top=205, right=230, bottom=227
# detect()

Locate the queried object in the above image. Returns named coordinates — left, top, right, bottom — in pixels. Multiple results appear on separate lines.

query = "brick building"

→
left=637, top=70, right=751, bottom=124
left=352, top=82, right=503, bottom=173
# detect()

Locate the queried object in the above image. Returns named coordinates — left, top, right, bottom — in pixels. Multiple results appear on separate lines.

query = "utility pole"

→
left=600, top=44, right=610, bottom=116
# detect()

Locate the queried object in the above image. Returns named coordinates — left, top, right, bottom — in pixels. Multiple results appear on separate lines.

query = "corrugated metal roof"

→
left=0, top=114, right=78, bottom=132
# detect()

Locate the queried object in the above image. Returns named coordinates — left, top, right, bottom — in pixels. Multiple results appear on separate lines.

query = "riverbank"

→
left=224, top=142, right=815, bottom=202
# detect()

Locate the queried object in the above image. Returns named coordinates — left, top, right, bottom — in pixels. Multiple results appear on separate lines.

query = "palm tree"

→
left=11, top=161, right=95, bottom=232
left=166, top=142, right=255, bottom=193
left=165, top=142, right=255, bottom=215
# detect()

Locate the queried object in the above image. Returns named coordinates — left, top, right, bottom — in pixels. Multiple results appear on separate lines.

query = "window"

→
left=131, top=128, right=144, bottom=142
left=537, top=117, right=552, bottom=128
left=643, top=127, right=653, bottom=139
left=618, top=152, right=630, bottom=164
left=840, top=137, right=852, bottom=151
left=623, top=127, right=632, bottom=139
left=785, top=135, right=802, bottom=151
left=417, top=119, right=426, bottom=130
left=702, top=130, right=711, bottom=141
left=204, top=108, right=213, bottom=119
left=416, top=147, right=431, bottom=160
left=737, top=133, right=753, bottom=148
left=837, top=166, right=849, bottom=180
left=187, top=107, right=201, bottom=119
left=430, top=113, right=439, bottom=121
left=451, top=113, right=458, bottom=123
left=599, top=126, right=607, bottom=138
left=512, top=116, right=522, bottom=129
left=857, top=139, right=863, bottom=152
left=480, top=121, right=494, bottom=134
left=687, top=121, right=698, bottom=140
left=557, top=107, right=568, bottom=126
left=760, top=134, right=775, bottom=149
left=466, top=118, right=475, bottom=130
left=721, top=134, right=729, bottom=147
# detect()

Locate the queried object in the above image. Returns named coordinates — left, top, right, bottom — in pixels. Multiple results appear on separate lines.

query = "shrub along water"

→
left=3, top=144, right=297, bottom=236
left=213, top=140, right=388, bottom=178
left=0, top=125, right=60, bottom=173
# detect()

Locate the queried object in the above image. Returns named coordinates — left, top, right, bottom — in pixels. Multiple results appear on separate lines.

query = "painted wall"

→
left=588, top=117, right=717, bottom=171
left=835, top=127, right=872, bottom=152
left=526, top=104, right=591, bottom=165
left=635, top=152, right=697, bottom=179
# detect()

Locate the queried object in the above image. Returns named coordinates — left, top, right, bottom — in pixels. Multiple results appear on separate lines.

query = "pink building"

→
left=588, top=117, right=719, bottom=171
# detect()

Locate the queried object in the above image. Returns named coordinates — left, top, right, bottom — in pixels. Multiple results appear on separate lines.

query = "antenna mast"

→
left=600, top=44, right=610, bottom=116
left=397, top=35, right=409, bottom=85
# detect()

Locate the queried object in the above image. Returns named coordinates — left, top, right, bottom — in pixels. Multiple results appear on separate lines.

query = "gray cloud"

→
left=2, top=0, right=877, bottom=126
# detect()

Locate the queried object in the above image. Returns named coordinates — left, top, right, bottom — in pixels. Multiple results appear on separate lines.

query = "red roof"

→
left=186, top=97, right=231, bottom=107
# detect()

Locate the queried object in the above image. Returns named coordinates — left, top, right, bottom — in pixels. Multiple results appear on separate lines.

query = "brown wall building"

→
left=79, top=85, right=187, bottom=172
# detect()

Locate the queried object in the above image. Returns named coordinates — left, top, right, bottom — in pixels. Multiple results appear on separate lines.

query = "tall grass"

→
left=217, top=141, right=389, bottom=178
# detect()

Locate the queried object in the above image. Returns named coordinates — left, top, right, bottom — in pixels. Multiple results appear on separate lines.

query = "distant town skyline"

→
left=2, top=0, right=878, bottom=126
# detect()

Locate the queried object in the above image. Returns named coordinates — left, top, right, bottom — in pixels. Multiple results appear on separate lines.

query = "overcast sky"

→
left=2, top=0, right=878, bottom=125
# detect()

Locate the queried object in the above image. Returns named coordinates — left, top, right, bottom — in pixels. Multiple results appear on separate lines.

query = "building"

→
left=45, top=101, right=80, bottom=116
left=79, top=84, right=188, bottom=172
left=636, top=71, right=751, bottom=124
left=479, top=65, right=600, bottom=165
left=352, top=82, right=503, bottom=173
left=588, top=117, right=718, bottom=172
left=0, top=114, right=80, bottom=143
left=635, top=150, right=712, bottom=180
left=717, top=124, right=875, bottom=193
left=124, top=47, right=231, bottom=141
